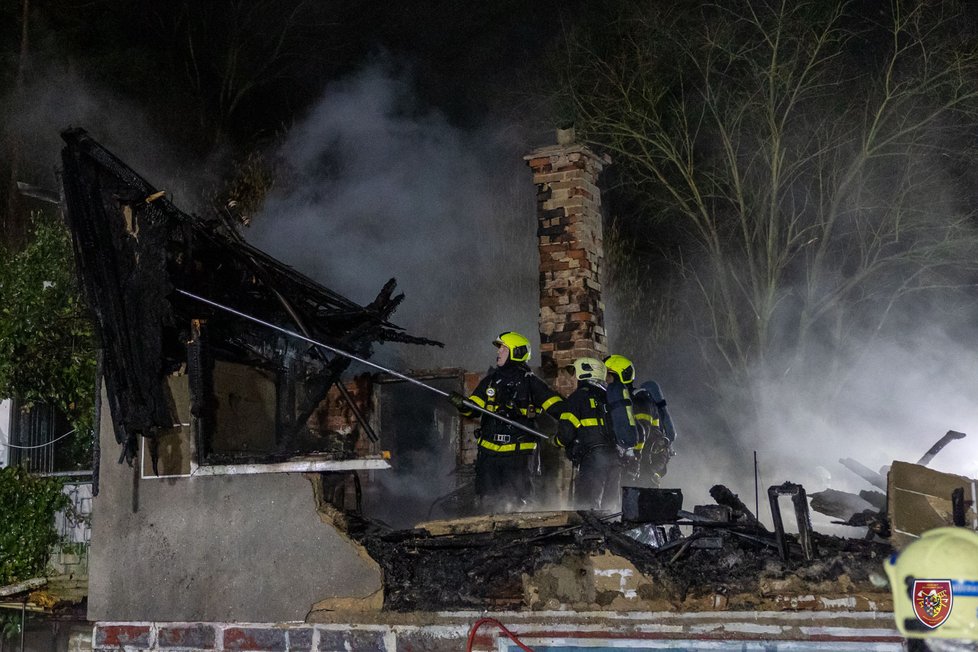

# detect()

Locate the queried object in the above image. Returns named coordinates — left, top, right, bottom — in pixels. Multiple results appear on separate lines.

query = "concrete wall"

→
left=87, top=392, right=382, bottom=623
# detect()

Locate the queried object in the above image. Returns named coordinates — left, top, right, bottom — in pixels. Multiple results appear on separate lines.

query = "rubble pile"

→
left=345, top=507, right=893, bottom=613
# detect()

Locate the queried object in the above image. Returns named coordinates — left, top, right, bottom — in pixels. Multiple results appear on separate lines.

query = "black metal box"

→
left=621, top=487, right=683, bottom=523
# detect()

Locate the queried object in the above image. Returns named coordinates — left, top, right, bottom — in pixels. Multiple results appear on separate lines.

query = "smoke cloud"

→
left=625, top=293, right=978, bottom=532
left=249, top=62, right=539, bottom=372
left=4, top=67, right=204, bottom=210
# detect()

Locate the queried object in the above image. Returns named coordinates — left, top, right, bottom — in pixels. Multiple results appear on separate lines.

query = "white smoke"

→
left=630, top=318, right=978, bottom=532
left=4, top=67, right=204, bottom=209
left=248, top=62, right=539, bottom=371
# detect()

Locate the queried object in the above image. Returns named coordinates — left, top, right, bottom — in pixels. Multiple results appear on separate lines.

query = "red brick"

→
left=224, top=627, right=287, bottom=651
left=96, top=626, right=150, bottom=649
left=158, top=624, right=215, bottom=649
left=540, top=260, right=570, bottom=273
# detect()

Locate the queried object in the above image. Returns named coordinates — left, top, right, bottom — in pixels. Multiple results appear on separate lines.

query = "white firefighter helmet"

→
left=572, top=357, right=606, bottom=381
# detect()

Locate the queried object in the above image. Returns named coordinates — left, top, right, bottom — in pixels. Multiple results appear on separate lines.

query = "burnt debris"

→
left=348, top=506, right=890, bottom=612
left=324, top=479, right=893, bottom=612
left=60, top=129, right=440, bottom=467
left=809, top=431, right=972, bottom=540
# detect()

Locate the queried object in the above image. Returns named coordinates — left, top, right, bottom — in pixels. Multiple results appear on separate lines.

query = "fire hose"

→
left=465, top=617, right=534, bottom=652
left=176, top=289, right=552, bottom=441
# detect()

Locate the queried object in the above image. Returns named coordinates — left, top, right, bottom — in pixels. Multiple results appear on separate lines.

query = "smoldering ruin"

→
left=59, top=128, right=978, bottom=620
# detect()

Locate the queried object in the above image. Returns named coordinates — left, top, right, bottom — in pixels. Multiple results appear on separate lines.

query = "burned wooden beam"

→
left=709, top=484, right=766, bottom=531
left=768, top=482, right=817, bottom=561
left=858, top=489, right=886, bottom=511
left=916, top=429, right=966, bottom=467
left=839, top=458, right=887, bottom=491
left=809, top=488, right=875, bottom=521
left=60, top=128, right=442, bottom=465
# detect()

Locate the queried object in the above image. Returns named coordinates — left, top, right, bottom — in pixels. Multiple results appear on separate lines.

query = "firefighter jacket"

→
left=631, top=387, right=661, bottom=453
left=555, top=380, right=614, bottom=461
left=460, top=362, right=564, bottom=455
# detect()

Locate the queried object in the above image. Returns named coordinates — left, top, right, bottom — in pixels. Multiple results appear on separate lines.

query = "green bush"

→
left=0, top=466, right=73, bottom=585
left=0, top=212, right=96, bottom=460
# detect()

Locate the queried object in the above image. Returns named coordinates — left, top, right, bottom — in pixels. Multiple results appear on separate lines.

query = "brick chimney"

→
left=525, top=132, right=610, bottom=395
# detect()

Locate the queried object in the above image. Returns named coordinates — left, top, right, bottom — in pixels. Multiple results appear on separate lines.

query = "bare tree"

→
left=2, top=0, right=32, bottom=249
left=155, top=0, right=334, bottom=148
left=563, top=0, right=978, bottom=388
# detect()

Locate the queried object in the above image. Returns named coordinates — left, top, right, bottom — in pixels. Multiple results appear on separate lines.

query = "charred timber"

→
left=60, top=129, right=441, bottom=463
left=355, top=512, right=893, bottom=611
left=709, top=484, right=767, bottom=531
left=810, top=489, right=876, bottom=520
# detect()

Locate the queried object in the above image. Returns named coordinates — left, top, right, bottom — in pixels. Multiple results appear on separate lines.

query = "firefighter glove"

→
left=448, top=391, right=469, bottom=411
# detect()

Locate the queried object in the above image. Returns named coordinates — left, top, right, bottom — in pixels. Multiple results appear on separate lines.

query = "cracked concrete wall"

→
left=87, top=390, right=382, bottom=622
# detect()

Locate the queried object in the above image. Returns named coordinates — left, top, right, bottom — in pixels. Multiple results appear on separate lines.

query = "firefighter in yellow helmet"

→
left=555, top=357, right=620, bottom=509
left=602, top=355, right=640, bottom=485
left=630, top=380, right=675, bottom=488
left=604, top=354, right=675, bottom=487
left=885, top=526, right=978, bottom=650
left=448, top=331, right=565, bottom=512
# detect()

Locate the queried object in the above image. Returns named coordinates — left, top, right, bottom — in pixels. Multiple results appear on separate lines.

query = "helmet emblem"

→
left=486, top=388, right=496, bottom=397
left=912, top=580, right=953, bottom=628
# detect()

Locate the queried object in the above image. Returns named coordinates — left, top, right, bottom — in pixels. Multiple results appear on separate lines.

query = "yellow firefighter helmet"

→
left=492, top=331, right=531, bottom=363
left=885, top=526, right=978, bottom=642
left=604, top=354, right=636, bottom=384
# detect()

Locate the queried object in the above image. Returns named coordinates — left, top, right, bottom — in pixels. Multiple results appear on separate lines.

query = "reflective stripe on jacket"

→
left=555, top=381, right=613, bottom=454
left=462, top=362, right=565, bottom=455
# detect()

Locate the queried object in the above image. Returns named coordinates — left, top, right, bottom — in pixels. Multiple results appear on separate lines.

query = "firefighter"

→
left=631, top=382, right=673, bottom=487
left=449, top=331, right=565, bottom=512
left=885, top=526, right=978, bottom=649
left=555, top=357, right=620, bottom=510
left=602, top=354, right=640, bottom=483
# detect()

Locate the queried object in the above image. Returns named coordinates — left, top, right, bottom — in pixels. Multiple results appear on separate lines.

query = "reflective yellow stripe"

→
left=625, top=405, right=636, bottom=427
left=636, top=412, right=662, bottom=428
left=560, top=413, right=582, bottom=428
left=541, top=395, right=562, bottom=411
left=478, top=440, right=537, bottom=453
left=633, top=442, right=645, bottom=451
left=560, top=414, right=604, bottom=428
left=468, top=395, right=486, bottom=408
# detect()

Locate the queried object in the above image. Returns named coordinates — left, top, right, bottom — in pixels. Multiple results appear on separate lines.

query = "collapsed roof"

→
left=60, top=129, right=440, bottom=466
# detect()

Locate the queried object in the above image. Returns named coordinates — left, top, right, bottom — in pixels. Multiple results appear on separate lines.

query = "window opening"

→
left=362, top=373, right=464, bottom=529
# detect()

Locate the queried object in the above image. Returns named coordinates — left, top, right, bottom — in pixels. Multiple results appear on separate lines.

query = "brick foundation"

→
left=93, top=611, right=900, bottom=652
